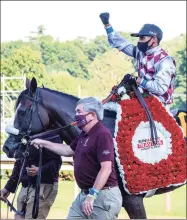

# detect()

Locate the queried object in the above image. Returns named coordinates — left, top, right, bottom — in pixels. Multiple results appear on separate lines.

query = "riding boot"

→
left=122, top=193, right=147, bottom=219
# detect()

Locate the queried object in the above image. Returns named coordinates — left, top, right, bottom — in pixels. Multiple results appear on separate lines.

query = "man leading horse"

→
left=31, top=97, right=123, bottom=219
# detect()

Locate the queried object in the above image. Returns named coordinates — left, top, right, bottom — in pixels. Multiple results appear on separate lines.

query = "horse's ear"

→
left=30, top=77, right=37, bottom=93
left=25, top=78, right=31, bottom=89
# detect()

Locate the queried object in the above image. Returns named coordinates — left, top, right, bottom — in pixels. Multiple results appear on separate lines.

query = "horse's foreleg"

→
left=122, top=193, right=147, bottom=219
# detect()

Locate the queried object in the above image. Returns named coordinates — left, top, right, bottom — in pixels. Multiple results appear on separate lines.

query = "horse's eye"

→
left=19, top=111, right=25, bottom=116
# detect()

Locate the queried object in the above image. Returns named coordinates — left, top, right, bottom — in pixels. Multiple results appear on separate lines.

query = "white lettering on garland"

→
left=132, top=121, right=172, bottom=164
left=137, top=137, right=164, bottom=150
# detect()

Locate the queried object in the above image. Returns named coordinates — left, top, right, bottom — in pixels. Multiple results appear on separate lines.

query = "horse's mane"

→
left=15, top=87, right=79, bottom=111
left=42, top=87, right=80, bottom=102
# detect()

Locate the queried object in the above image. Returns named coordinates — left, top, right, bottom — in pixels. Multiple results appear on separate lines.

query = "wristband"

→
left=89, top=187, right=99, bottom=197
left=139, top=78, right=148, bottom=88
left=105, top=25, right=114, bottom=34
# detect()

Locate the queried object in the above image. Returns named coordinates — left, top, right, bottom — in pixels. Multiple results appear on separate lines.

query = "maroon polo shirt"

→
left=70, top=121, right=118, bottom=190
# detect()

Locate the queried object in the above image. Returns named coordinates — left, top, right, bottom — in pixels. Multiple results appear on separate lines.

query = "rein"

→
left=103, top=81, right=158, bottom=145
left=2, top=198, right=25, bottom=216
left=9, top=92, right=36, bottom=216
left=102, top=79, right=125, bottom=104
left=132, top=84, right=158, bottom=145
left=32, top=147, right=42, bottom=219
left=29, top=121, right=77, bottom=140
left=7, top=90, right=43, bottom=219
left=7, top=89, right=77, bottom=219
left=19, top=123, right=75, bottom=219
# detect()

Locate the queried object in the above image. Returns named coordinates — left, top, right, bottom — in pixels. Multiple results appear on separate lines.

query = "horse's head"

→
left=14, top=78, right=51, bottom=134
left=3, top=77, right=51, bottom=158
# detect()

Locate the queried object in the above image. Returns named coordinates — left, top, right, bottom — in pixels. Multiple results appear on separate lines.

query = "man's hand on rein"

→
left=26, top=165, right=39, bottom=177
left=31, top=138, right=46, bottom=149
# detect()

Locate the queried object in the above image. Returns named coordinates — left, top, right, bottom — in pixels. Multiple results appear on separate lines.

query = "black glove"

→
left=99, top=12, right=110, bottom=25
left=122, top=74, right=137, bottom=85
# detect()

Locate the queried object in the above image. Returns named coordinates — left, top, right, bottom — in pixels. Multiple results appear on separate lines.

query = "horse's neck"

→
left=39, top=88, right=80, bottom=144
left=40, top=88, right=77, bottom=115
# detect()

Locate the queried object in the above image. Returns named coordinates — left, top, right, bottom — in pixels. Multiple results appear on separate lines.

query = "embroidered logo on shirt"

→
left=102, top=150, right=110, bottom=155
left=83, top=138, right=90, bottom=147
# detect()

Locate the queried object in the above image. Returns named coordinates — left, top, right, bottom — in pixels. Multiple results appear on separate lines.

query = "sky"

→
left=1, top=1, right=186, bottom=43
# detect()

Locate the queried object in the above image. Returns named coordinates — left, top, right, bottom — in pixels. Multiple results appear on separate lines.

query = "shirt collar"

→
left=145, top=45, right=161, bottom=55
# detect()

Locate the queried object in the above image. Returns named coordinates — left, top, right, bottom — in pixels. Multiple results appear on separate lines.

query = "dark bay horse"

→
left=3, top=77, right=184, bottom=219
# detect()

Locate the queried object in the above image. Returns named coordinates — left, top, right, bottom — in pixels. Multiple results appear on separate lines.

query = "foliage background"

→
left=1, top=26, right=186, bottom=110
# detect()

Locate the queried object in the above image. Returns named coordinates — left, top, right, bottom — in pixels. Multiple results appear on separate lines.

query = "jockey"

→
left=99, top=12, right=176, bottom=109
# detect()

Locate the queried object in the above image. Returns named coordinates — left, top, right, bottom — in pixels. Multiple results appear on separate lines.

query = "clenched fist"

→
left=99, top=12, right=110, bottom=25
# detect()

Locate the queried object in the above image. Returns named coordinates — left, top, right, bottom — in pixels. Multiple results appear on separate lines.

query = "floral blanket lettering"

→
left=104, top=86, right=186, bottom=196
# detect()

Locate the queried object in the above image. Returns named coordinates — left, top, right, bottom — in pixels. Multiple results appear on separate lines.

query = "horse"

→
left=3, top=77, right=185, bottom=219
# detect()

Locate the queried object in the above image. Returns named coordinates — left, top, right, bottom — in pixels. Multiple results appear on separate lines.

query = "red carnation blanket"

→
left=104, top=93, right=186, bottom=196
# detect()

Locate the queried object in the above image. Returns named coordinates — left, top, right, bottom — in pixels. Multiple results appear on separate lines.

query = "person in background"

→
left=0, top=135, right=62, bottom=219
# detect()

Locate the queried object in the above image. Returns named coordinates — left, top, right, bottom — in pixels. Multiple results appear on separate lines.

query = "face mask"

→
left=75, top=113, right=92, bottom=129
left=137, top=37, right=153, bottom=53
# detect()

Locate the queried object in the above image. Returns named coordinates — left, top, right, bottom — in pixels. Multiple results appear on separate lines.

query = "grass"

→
left=0, top=179, right=186, bottom=219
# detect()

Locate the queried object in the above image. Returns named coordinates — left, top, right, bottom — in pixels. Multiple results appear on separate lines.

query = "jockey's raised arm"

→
left=100, top=12, right=135, bottom=57
left=99, top=12, right=176, bottom=107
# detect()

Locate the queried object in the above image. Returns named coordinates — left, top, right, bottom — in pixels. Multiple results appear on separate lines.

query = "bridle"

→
left=7, top=89, right=43, bottom=219
left=5, top=89, right=77, bottom=219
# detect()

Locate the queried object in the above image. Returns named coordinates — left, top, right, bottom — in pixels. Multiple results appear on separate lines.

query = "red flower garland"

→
left=116, top=95, right=186, bottom=194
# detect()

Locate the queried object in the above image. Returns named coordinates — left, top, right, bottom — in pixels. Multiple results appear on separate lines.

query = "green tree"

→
left=1, top=26, right=186, bottom=111
left=36, top=25, right=46, bottom=35
left=57, top=42, right=90, bottom=78
left=87, top=49, right=135, bottom=97
left=172, top=47, right=187, bottom=110
left=1, top=41, right=25, bottom=58
left=84, top=36, right=110, bottom=61
left=1, top=46, right=47, bottom=90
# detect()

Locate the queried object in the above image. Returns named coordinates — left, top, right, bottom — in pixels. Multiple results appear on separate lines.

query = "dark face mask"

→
left=137, top=37, right=153, bottom=53
left=75, top=113, right=92, bottom=129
